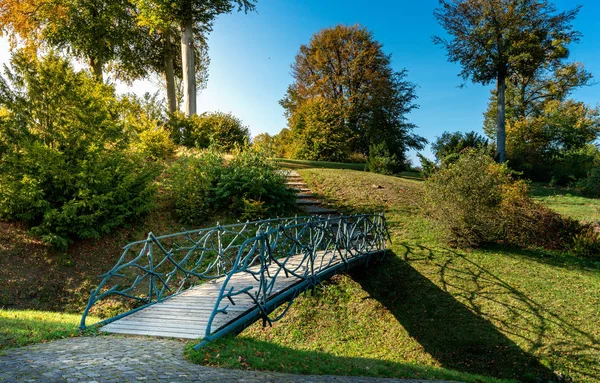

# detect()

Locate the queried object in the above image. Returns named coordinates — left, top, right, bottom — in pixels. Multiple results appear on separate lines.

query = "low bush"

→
left=579, top=167, right=600, bottom=197
left=0, top=52, right=159, bottom=249
left=165, top=149, right=296, bottom=224
left=366, top=143, right=399, bottom=175
left=424, top=149, right=597, bottom=253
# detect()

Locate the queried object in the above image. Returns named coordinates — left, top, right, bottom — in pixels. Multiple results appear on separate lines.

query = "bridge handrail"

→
left=80, top=214, right=389, bottom=343
left=201, top=214, right=388, bottom=345
left=80, top=215, right=325, bottom=329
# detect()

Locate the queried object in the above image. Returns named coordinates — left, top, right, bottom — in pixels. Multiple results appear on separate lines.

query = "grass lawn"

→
left=0, top=310, right=100, bottom=350
left=530, top=183, right=600, bottom=222
left=186, top=168, right=600, bottom=383
left=275, top=157, right=367, bottom=171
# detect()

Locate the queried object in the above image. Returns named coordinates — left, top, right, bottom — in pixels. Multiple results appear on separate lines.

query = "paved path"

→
left=0, top=336, right=453, bottom=383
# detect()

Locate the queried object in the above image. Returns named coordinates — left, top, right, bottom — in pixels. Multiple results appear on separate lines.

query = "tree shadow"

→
left=350, top=247, right=598, bottom=382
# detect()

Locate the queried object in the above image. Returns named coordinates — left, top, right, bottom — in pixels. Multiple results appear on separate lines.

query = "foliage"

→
left=134, top=0, right=256, bottom=115
left=365, top=143, right=399, bottom=175
left=289, top=98, right=352, bottom=162
left=423, top=149, right=593, bottom=250
left=280, top=24, right=425, bottom=166
left=119, top=93, right=176, bottom=160
left=434, top=0, right=582, bottom=162
left=423, top=150, right=512, bottom=247
left=579, top=167, right=600, bottom=198
left=165, top=148, right=296, bottom=224
left=251, top=133, right=276, bottom=157
left=164, top=150, right=224, bottom=225
left=417, top=154, right=438, bottom=179
left=0, top=52, right=159, bottom=248
left=500, top=101, right=600, bottom=183
left=431, top=131, right=490, bottom=166
left=212, top=149, right=297, bottom=219
left=0, top=0, right=156, bottom=81
left=167, top=111, right=249, bottom=152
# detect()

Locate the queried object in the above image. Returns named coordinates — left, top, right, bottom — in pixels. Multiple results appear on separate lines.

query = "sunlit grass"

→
left=0, top=309, right=100, bottom=350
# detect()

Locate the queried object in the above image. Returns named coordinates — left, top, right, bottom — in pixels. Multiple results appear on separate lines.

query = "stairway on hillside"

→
left=284, top=170, right=339, bottom=215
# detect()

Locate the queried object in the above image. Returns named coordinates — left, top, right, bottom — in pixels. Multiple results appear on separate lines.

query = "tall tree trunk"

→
left=164, top=32, right=177, bottom=114
left=496, top=74, right=506, bottom=163
left=89, top=57, right=103, bottom=83
left=181, top=20, right=196, bottom=116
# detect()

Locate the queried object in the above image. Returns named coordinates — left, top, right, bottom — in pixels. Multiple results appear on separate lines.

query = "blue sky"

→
left=1, top=0, right=598, bottom=162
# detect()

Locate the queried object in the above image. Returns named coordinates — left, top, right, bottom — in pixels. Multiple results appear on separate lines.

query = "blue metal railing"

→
left=80, top=214, right=389, bottom=347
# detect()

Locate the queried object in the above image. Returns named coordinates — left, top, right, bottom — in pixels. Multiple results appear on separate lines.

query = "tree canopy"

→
left=280, top=24, right=425, bottom=166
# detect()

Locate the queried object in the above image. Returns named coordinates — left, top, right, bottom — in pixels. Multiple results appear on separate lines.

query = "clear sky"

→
left=0, top=0, right=598, bottom=163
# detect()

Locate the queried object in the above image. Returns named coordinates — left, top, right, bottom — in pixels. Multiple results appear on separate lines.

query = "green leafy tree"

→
left=434, top=0, right=582, bottom=163
left=0, top=0, right=153, bottom=82
left=135, top=0, right=255, bottom=116
left=281, top=24, right=425, bottom=166
left=0, top=52, right=158, bottom=248
left=501, top=100, right=599, bottom=182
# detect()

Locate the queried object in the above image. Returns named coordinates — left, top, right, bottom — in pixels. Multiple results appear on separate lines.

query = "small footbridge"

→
left=80, top=214, right=389, bottom=349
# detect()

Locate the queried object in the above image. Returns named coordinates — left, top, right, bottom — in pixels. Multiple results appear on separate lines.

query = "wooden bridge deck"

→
left=100, top=250, right=350, bottom=339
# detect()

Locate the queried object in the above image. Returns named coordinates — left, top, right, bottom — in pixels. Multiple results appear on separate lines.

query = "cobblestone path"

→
left=0, top=336, right=453, bottom=383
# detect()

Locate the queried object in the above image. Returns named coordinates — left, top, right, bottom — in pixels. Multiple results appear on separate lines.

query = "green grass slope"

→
left=186, top=168, right=600, bottom=383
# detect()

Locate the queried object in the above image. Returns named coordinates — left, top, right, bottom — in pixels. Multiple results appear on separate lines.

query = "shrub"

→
left=366, top=143, right=400, bottom=175
left=417, top=153, right=438, bottom=179
left=165, top=149, right=296, bottom=224
left=423, top=150, right=509, bottom=247
left=0, top=52, right=158, bottom=249
left=423, top=149, right=594, bottom=251
left=214, top=149, right=297, bottom=219
left=167, top=111, right=250, bottom=152
left=119, top=93, right=175, bottom=161
left=579, top=167, right=600, bottom=197
left=165, top=150, right=224, bottom=225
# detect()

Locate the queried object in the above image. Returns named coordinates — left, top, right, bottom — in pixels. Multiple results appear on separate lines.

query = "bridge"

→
left=80, top=214, right=389, bottom=349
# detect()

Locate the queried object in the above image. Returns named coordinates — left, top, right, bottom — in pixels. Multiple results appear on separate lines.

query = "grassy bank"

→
left=186, top=168, right=600, bottom=383
left=0, top=310, right=100, bottom=350
left=530, top=183, right=600, bottom=222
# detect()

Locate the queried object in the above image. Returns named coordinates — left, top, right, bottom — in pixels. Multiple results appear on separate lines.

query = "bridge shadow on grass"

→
left=187, top=336, right=507, bottom=383
left=351, top=249, right=560, bottom=383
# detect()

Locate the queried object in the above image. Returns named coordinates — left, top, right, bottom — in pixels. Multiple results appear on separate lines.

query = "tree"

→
left=0, top=52, right=158, bottom=248
left=481, top=60, right=597, bottom=182
left=0, top=0, right=154, bottom=82
left=502, top=100, right=599, bottom=182
left=135, top=0, right=255, bottom=116
left=281, top=24, right=425, bottom=166
left=434, top=0, right=582, bottom=163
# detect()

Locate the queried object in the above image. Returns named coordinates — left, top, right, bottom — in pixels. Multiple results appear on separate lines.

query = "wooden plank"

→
left=100, top=327, right=203, bottom=339
left=106, top=320, right=208, bottom=332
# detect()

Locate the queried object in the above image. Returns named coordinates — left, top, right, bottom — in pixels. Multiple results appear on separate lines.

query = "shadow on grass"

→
left=186, top=335, right=510, bottom=383
left=481, top=243, right=600, bottom=271
left=352, top=250, right=559, bottom=382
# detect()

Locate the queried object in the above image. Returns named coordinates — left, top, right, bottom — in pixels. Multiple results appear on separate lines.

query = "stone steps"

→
left=284, top=170, right=339, bottom=216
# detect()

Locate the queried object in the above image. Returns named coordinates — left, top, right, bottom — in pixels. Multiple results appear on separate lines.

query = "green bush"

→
left=366, top=143, right=400, bottom=175
left=165, top=150, right=224, bottom=225
left=167, top=111, right=250, bottom=152
left=423, top=149, right=593, bottom=251
left=119, top=93, right=175, bottom=161
left=165, top=149, right=296, bottom=224
left=579, top=167, right=600, bottom=197
left=0, top=52, right=159, bottom=249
